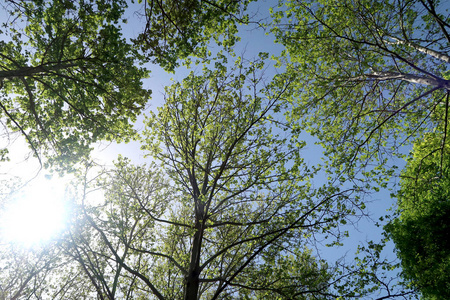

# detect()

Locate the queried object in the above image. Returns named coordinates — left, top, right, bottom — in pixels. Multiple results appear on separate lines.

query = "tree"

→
left=133, top=0, right=255, bottom=71
left=385, top=115, right=450, bottom=299
left=0, top=0, right=150, bottom=168
left=42, top=58, right=423, bottom=300
left=0, top=0, right=264, bottom=168
left=50, top=59, right=382, bottom=300
left=269, top=1, right=450, bottom=297
left=139, top=59, right=333, bottom=299
left=55, top=158, right=174, bottom=300
left=0, top=242, right=94, bottom=300
left=270, top=0, right=450, bottom=186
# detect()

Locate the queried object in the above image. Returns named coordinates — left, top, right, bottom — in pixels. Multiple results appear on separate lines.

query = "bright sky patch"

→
left=0, top=175, right=70, bottom=247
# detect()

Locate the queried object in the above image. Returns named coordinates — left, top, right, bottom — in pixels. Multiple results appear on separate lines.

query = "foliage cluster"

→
left=0, top=0, right=150, bottom=169
left=386, top=113, right=450, bottom=299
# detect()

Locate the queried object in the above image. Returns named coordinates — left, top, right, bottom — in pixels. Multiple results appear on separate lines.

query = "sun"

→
left=0, top=174, right=70, bottom=246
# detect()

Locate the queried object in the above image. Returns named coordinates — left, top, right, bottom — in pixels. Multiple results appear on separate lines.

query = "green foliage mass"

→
left=12, top=59, right=356, bottom=299
left=270, top=0, right=450, bottom=189
left=0, top=0, right=150, bottom=169
left=385, top=116, right=450, bottom=299
left=133, top=0, right=254, bottom=71
left=138, top=59, right=333, bottom=299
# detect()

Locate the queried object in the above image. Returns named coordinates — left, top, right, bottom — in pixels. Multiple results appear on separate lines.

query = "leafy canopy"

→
left=133, top=0, right=255, bottom=71
left=271, top=0, right=450, bottom=188
left=385, top=107, right=450, bottom=299
left=37, top=59, right=374, bottom=300
left=0, top=0, right=150, bottom=168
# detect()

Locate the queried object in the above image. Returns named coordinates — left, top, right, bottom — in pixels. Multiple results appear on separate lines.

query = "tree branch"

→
left=350, top=71, right=450, bottom=90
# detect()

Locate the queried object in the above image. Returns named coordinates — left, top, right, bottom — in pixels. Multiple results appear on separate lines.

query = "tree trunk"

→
left=0, top=63, right=77, bottom=79
left=184, top=219, right=204, bottom=300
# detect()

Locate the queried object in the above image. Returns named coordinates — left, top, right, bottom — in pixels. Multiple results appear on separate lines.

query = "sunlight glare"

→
left=0, top=175, right=70, bottom=246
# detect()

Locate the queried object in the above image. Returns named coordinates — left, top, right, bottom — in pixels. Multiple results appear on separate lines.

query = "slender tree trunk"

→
left=184, top=219, right=204, bottom=300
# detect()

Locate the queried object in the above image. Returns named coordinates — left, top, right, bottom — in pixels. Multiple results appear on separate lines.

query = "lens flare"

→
left=0, top=175, right=69, bottom=246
